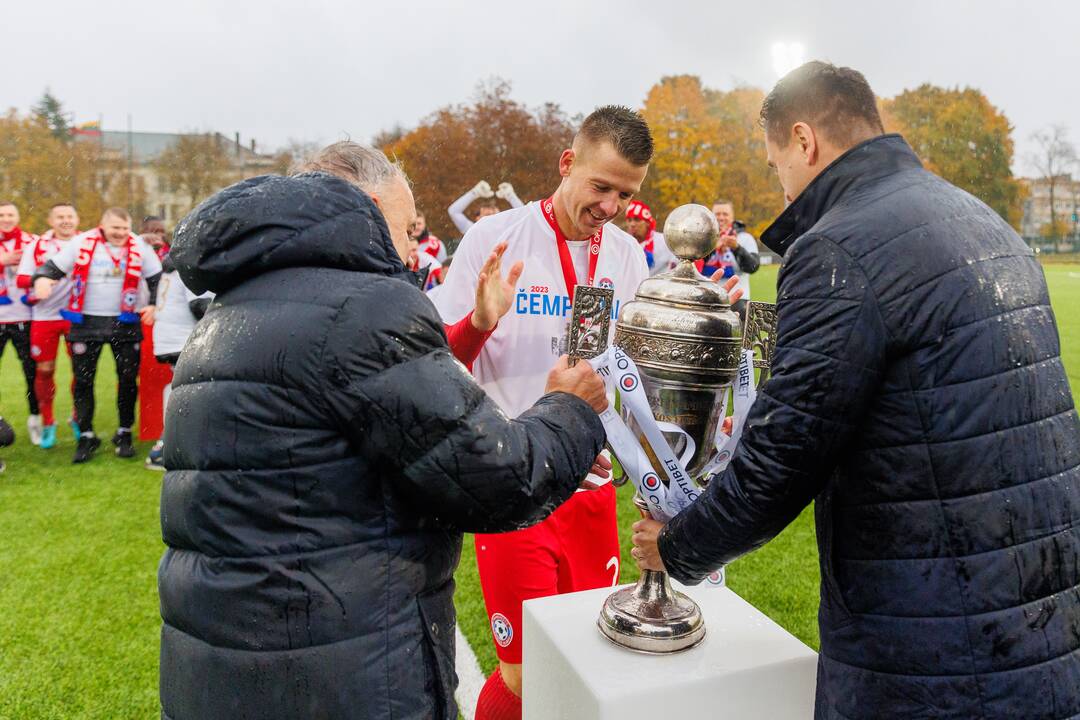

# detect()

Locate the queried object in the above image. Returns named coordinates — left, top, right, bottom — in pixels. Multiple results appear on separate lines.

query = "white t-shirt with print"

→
left=49, top=232, right=163, bottom=317
left=434, top=202, right=648, bottom=418
left=153, top=269, right=213, bottom=356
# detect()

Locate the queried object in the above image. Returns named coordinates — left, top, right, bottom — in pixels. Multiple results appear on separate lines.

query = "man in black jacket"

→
left=158, top=142, right=610, bottom=720
left=632, top=62, right=1080, bottom=719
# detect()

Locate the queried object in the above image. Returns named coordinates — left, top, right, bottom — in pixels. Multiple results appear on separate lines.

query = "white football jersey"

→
left=434, top=201, right=648, bottom=418
left=16, top=232, right=75, bottom=322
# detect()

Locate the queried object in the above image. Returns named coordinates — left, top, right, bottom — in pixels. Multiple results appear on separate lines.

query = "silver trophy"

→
left=597, top=204, right=747, bottom=653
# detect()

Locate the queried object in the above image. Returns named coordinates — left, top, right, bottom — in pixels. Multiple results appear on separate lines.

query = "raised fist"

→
left=473, top=180, right=494, bottom=198
left=495, top=182, right=516, bottom=200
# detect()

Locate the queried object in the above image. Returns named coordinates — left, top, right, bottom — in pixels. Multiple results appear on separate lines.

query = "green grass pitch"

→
left=1, top=264, right=1077, bottom=718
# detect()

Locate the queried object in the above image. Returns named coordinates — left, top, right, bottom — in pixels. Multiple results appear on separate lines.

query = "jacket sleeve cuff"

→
left=658, top=521, right=706, bottom=586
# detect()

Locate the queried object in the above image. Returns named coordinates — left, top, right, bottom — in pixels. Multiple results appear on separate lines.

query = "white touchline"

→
left=455, top=625, right=485, bottom=719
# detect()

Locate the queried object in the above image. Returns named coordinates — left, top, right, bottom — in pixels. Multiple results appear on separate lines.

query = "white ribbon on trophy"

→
left=587, top=345, right=761, bottom=525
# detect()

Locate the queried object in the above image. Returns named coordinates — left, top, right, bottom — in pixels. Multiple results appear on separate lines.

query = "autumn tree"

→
left=153, top=132, right=233, bottom=209
left=883, top=85, right=1025, bottom=228
left=639, top=75, right=783, bottom=237
left=1028, top=124, right=1077, bottom=242
left=0, top=109, right=121, bottom=231
left=384, top=79, right=575, bottom=245
left=32, top=90, right=71, bottom=141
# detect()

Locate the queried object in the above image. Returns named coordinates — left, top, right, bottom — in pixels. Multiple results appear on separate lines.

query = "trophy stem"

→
left=597, top=496, right=706, bottom=654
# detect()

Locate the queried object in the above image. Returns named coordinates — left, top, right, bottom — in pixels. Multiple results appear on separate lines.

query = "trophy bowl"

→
left=598, top=203, right=743, bottom=653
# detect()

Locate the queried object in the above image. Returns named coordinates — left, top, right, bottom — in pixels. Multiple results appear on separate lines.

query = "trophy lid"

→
left=615, top=204, right=742, bottom=386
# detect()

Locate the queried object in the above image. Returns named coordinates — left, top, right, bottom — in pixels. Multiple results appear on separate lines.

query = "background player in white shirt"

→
left=0, top=201, right=41, bottom=443
left=33, top=208, right=162, bottom=463
left=709, top=199, right=760, bottom=317
left=448, top=180, right=525, bottom=236
left=435, top=106, right=652, bottom=720
left=16, top=203, right=81, bottom=449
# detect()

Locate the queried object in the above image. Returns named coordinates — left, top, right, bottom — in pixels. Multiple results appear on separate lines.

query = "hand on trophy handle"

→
left=544, top=354, right=609, bottom=413
left=631, top=517, right=667, bottom=572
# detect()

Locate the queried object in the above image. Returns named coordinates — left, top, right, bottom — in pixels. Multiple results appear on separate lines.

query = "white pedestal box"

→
left=522, top=583, right=817, bottom=720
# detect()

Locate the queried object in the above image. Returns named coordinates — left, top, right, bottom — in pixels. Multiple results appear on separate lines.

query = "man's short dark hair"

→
left=51, top=202, right=77, bottom=212
left=578, top=106, right=654, bottom=166
left=0, top=200, right=15, bottom=209
left=760, top=61, right=884, bottom=148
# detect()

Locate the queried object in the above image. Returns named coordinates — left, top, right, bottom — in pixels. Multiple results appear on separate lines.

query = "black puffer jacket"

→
left=158, top=173, right=604, bottom=720
left=659, top=135, right=1080, bottom=719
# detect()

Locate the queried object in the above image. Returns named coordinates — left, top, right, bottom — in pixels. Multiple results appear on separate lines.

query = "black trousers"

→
left=0, top=321, right=39, bottom=415
left=71, top=335, right=140, bottom=434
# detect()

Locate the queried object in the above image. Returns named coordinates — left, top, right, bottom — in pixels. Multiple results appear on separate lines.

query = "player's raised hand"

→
left=544, top=354, right=609, bottom=413
left=471, top=241, right=523, bottom=332
left=495, top=182, right=515, bottom=200
left=473, top=180, right=494, bottom=199
left=713, top=273, right=744, bottom=304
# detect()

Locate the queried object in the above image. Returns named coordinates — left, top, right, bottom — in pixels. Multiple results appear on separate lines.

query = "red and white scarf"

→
left=419, top=235, right=442, bottom=259
left=20, top=231, right=73, bottom=306
left=0, top=227, right=31, bottom=305
left=61, top=228, right=143, bottom=324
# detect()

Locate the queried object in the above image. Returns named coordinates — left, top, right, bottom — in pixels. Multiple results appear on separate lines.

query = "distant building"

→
left=1020, top=175, right=1080, bottom=242
left=86, top=130, right=278, bottom=225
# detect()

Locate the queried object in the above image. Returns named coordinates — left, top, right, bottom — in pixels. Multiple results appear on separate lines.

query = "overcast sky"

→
left=7, top=0, right=1077, bottom=176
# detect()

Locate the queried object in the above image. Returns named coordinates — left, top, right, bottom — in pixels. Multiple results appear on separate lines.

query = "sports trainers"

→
left=113, top=429, right=135, bottom=459
left=73, top=434, right=101, bottom=463
left=27, top=414, right=43, bottom=446
left=40, top=424, right=58, bottom=450
left=145, top=440, right=165, bottom=471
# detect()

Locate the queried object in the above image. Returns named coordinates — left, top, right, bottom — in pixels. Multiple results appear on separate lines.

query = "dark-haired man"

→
left=632, top=61, right=1080, bottom=719
left=436, top=105, right=651, bottom=719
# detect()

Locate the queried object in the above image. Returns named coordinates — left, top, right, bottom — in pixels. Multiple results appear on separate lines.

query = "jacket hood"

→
left=760, top=134, right=922, bottom=257
left=171, top=172, right=405, bottom=294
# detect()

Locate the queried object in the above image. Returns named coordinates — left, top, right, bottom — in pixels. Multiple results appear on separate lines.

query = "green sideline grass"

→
left=0, top=264, right=1077, bottom=718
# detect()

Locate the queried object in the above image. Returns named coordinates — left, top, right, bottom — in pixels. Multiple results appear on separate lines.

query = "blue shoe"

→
left=40, top=424, right=57, bottom=450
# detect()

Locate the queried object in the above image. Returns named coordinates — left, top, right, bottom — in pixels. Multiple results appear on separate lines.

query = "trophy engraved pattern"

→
left=567, top=285, right=614, bottom=366
left=614, top=328, right=742, bottom=371
left=742, top=301, right=778, bottom=380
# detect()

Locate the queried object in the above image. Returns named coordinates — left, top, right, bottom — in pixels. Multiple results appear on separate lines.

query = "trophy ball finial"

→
left=663, top=204, right=719, bottom=261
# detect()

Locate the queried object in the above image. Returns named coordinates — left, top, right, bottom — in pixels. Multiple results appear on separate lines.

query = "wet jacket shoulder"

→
left=659, top=135, right=1080, bottom=719
left=158, top=172, right=604, bottom=720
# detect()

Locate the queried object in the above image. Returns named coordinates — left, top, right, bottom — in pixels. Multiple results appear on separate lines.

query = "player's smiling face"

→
left=558, top=140, right=647, bottom=240
left=0, top=204, right=18, bottom=233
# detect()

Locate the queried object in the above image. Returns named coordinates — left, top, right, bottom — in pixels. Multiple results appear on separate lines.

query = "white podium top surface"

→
left=522, top=583, right=818, bottom=719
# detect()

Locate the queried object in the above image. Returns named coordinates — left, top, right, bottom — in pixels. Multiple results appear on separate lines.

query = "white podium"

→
left=522, top=583, right=817, bottom=719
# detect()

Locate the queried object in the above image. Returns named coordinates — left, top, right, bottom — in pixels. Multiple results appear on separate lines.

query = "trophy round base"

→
left=597, top=570, right=706, bottom=654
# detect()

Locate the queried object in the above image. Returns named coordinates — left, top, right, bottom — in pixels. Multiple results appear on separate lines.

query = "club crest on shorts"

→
left=619, top=373, right=638, bottom=392
left=30, top=345, right=41, bottom=358
left=490, top=613, right=514, bottom=648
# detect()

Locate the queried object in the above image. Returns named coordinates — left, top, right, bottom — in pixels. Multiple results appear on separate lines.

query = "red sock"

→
left=34, top=371, right=56, bottom=426
left=475, top=667, right=521, bottom=720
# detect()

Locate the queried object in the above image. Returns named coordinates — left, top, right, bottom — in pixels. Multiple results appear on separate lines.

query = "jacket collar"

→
left=760, top=134, right=922, bottom=256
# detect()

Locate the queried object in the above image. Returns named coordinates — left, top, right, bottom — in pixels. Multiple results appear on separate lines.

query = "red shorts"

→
left=29, top=320, right=72, bottom=362
left=476, top=484, right=621, bottom=663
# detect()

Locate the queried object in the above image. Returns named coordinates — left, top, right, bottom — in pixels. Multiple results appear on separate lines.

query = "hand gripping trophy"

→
left=573, top=204, right=776, bottom=654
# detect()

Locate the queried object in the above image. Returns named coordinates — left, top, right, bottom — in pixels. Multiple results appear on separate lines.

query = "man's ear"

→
left=792, top=122, right=819, bottom=166
left=558, top=148, right=575, bottom=178
left=368, top=193, right=383, bottom=210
